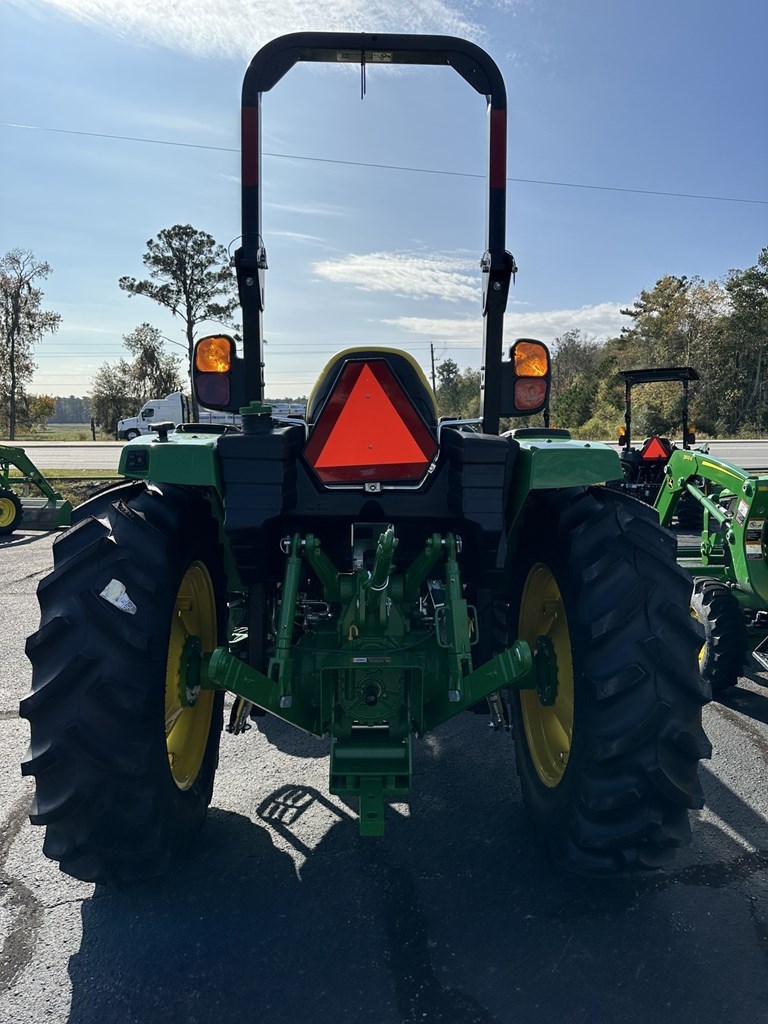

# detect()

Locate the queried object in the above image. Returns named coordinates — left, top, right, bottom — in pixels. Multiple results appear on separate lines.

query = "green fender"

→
left=119, top=433, right=243, bottom=589
left=506, top=433, right=621, bottom=537
left=118, top=433, right=225, bottom=490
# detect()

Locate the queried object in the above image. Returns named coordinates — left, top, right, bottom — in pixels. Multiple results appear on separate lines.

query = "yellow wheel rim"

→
left=0, top=497, right=17, bottom=528
left=165, top=561, right=217, bottom=790
left=690, top=605, right=706, bottom=666
left=518, top=563, right=574, bottom=788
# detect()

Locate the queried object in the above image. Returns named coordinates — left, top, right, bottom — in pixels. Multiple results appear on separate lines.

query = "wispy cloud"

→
left=313, top=251, right=479, bottom=302
left=383, top=302, right=628, bottom=346
left=17, top=0, right=512, bottom=59
left=270, top=230, right=331, bottom=247
left=266, top=201, right=350, bottom=218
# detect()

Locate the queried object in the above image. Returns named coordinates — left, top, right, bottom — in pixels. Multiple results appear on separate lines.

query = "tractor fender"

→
left=504, top=436, right=620, bottom=547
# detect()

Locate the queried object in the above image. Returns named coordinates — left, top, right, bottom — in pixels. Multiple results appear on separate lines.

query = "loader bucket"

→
left=19, top=496, right=73, bottom=530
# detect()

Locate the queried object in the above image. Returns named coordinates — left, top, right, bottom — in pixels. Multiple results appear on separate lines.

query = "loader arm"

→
left=656, top=448, right=768, bottom=607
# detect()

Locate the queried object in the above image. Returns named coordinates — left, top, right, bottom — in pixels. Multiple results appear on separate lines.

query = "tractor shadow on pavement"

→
left=716, top=673, right=768, bottom=728
left=66, top=716, right=768, bottom=1024
left=250, top=712, right=330, bottom=759
left=0, top=531, right=47, bottom=549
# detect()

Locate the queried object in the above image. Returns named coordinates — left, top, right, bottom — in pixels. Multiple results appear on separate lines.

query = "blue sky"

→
left=2, top=0, right=766, bottom=399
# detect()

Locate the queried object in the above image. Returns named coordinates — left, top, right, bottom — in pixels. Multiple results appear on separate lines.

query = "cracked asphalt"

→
left=1, top=528, right=768, bottom=1024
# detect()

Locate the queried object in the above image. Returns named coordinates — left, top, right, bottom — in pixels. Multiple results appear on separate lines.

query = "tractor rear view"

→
left=613, top=366, right=703, bottom=526
left=21, top=33, right=709, bottom=885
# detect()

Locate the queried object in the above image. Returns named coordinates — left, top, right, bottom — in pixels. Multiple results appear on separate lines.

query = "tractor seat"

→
left=306, top=347, right=437, bottom=428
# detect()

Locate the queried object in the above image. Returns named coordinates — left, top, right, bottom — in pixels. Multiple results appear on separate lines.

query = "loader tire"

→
left=691, top=577, right=746, bottom=695
left=503, top=486, right=710, bottom=875
left=21, top=482, right=225, bottom=884
left=0, top=487, right=23, bottom=535
left=676, top=493, right=704, bottom=531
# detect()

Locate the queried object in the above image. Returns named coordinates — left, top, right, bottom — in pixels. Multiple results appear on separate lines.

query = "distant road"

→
left=612, top=439, right=768, bottom=471
left=8, top=441, right=124, bottom=472
left=7, top=438, right=768, bottom=473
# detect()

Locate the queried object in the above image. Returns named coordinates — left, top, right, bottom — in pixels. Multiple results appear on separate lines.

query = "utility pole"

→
left=430, top=343, right=437, bottom=393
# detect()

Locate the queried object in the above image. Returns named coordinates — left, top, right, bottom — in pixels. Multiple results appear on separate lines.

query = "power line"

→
left=3, top=121, right=766, bottom=207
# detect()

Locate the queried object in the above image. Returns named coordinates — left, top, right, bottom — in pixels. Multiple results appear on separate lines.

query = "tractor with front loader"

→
left=0, top=445, right=72, bottom=535
left=657, top=447, right=768, bottom=694
left=612, top=366, right=704, bottom=528
left=21, top=32, right=709, bottom=884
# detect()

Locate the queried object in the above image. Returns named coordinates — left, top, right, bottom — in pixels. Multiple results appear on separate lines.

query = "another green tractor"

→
left=657, top=447, right=768, bottom=694
left=21, top=33, right=709, bottom=884
left=0, top=445, right=72, bottom=535
left=613, top=366, right=703, bottom=528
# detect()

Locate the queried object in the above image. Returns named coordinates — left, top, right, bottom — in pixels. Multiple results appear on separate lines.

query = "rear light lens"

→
left=514, top=378, right=548, bottom=410
left=196, top=373, right=231, bottom=407
left=503, top=338, right=551, bottom=417
left=513, top=340, right=549, bottom=377
left=195, top=335, right=233, bottom=373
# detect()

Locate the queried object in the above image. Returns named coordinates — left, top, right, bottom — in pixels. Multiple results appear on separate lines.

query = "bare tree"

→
left=0, top=249, right=61, bottom=439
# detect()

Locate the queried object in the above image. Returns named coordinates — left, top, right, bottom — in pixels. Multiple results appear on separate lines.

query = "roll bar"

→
left=619, top=366, right=700, bottom=451
left=234, top=32, right=514, bottom=433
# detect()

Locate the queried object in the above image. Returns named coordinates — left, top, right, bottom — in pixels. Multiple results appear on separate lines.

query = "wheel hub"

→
left=178, top=636, right=203, bottom=708
left=533, top=635, right=558, bottom=705
left=518, top=562, right=574, bottom=788
left=164, top=561, right=218, bottom=791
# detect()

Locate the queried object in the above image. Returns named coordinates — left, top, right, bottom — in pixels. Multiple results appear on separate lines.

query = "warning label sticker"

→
left=746, top=519, right=764, bottom=543
left=736, top=499, right=749, bottom=526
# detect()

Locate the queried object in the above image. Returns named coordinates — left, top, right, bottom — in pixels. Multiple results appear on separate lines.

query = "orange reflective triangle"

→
left=641, top=436, right=670, bottom=460
left=314, top=363, right=429, bottom=468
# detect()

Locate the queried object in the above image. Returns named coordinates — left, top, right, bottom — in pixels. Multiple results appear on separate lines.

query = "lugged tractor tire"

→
left=502, top=485, right=711, bottom=875
left=20, top=481, right=226, bottom=884
left=675, top=493, right=705, bottom=531
left=0, top=487, right=23, bottom=535
left=691, top=577, right=747, bottom=695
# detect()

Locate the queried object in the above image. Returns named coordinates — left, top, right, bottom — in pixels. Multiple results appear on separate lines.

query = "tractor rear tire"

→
left=691, top=577, right=747, bottom=695
left=0, top=487, right=23, bottom=535
left=504, top=486, right=710, bottom=875
left=21, top=482, right=225, bottom=884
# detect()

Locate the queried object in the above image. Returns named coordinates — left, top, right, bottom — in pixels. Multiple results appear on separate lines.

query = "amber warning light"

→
left=509, top=338, right=551, bottom=413
left=304, top=360, right=438, bottom=484
left=195, top=335, right=232, bottom=373
left=193, top=334, right=236, bottom=408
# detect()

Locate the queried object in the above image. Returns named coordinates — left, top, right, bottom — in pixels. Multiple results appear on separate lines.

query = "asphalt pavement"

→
left=1, top=526, right=768, bottom=1024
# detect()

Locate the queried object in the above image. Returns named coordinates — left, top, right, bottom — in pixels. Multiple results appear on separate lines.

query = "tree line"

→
left=2, top=230, right=766, bottom=440
left=52, top=396, right=92, bottom=423
left=435, top=247, right=768, bottom=440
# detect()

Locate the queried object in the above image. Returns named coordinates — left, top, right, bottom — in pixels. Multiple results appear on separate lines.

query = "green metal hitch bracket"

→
left=200, top=527, right=537, bottom=836
left=267, top=533, right=304, bottom=708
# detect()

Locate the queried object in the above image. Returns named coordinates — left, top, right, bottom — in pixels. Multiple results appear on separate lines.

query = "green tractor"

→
left=657, top=447, right=768, bottom=694
left=21, top=33, right=709, bottom=884
left=612, top=366, right=704, bottom=528
left=0, top=445, right=72, bottom=535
